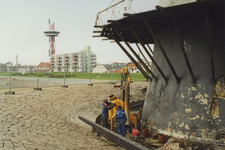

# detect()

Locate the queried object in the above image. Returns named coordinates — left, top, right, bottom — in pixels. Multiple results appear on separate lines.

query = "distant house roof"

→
left=127, top=62, right=140, bottom=70
left=38, top=62, right=49, bottom=68
left=102, top=64, right=110, bottom=66
left=104, top=64, right=126, bottom=71
left=22, top=65, right=35, bottom=68
left=117, top=63, right=126, bottom=66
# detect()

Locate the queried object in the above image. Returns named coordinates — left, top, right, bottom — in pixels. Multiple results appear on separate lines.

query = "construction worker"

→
left=115, top=105, right=127, bottom=137
left=102, top=100, right=114, bottom=129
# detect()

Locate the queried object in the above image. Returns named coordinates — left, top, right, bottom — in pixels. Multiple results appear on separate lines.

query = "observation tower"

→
left=44, top=19, right=60, bottom=72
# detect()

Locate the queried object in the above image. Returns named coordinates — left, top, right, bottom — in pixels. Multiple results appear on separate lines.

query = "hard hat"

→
left=118, top=105, right=122, bottom=109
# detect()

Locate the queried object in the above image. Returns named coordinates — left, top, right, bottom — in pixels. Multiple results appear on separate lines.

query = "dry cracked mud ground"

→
left=0, top=82, right=148, bottom=150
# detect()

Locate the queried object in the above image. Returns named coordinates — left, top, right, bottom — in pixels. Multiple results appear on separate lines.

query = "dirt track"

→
left=0, top=82, right=147, bottom=150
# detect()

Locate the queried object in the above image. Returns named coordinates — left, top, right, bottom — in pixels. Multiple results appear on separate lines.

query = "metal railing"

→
left=94, top=0, right=158, bottom=27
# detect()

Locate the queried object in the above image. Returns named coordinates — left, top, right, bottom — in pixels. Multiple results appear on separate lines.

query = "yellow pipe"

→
left=125, top=81, right=130, bottom=125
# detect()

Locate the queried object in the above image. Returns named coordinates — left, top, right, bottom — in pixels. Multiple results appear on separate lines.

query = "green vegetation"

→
left=0, top=72, right=9, bottom=76
left=0, top=72, right=146, bottom=82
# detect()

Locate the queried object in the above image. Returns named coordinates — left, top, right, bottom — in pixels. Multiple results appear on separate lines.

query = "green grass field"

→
left=0, top=72, right=146, bottom=82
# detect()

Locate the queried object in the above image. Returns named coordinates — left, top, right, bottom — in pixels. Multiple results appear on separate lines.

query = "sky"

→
left=0, top=0, right=159, bottom=66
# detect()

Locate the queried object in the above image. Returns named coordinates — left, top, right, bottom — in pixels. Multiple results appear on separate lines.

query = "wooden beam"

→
left=94, top=25, right=104, bottom=28
left=102, top=38, right=112, bottom=41
left=92, top=35, right=105, bottom=38
left=107, top=20, right=118, bottom=23
left=123, top=13, right=134, bottom=17
left=93, top=31, right=102, bottom=33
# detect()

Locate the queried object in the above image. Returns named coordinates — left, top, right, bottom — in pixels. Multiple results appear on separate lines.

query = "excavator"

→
left=95, top=67, right=144, bottom=142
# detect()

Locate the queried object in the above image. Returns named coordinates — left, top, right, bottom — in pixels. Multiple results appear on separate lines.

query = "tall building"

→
left=79, top=46, right=96, bottom=73
left=50, top=46, right=96, bottom=72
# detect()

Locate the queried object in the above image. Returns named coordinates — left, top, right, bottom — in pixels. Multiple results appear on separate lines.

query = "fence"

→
left=0, top=66, right=145, bottom=94
left=0, top=67, right=118, bottom=94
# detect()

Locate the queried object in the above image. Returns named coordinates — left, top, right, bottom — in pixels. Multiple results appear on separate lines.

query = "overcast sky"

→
left=0, top=0, right=159, bottom=66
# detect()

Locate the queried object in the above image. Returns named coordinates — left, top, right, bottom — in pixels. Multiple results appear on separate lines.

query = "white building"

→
left=50, top=46, right=96, bottom=72
left=92, top=66, right=107, bottom=73
left=5, top=61, right=13, bottom=67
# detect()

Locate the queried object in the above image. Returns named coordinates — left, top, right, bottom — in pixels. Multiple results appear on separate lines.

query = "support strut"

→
left=172, top=16, right=196, bottom=83
left=205, top=9, right=216, bottom=83
left=79, top=116, right=149, bottom=150
left=128, top=25, right=167, bottom=82
left=146, top=44, right=154, bottom=54
left=136, top=43, right=151, bottom=68
left=110, top=34, right=152, bottom=80
left=113, top=28, right=157, bottom=80
left=143, top=18, right=180, bottom=83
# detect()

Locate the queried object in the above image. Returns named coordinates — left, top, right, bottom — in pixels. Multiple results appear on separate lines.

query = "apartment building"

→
left=50, top=46, right=96, bottom=72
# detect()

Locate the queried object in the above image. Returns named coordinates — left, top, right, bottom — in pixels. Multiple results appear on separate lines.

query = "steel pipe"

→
left=128, top=25, right=168, bottom=82
left=146, top=44, right=154, bottom=54
left=136, top=43, right=151, bottom=68
left=110, top=34, right=152, bottom=80
left=172, top=16, right=196, bottom=83
left=125, top=80, right=130, bottom=124
left=113, top=28, right=157, bottom=80
left=205, top=9, right=216, bottom=83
